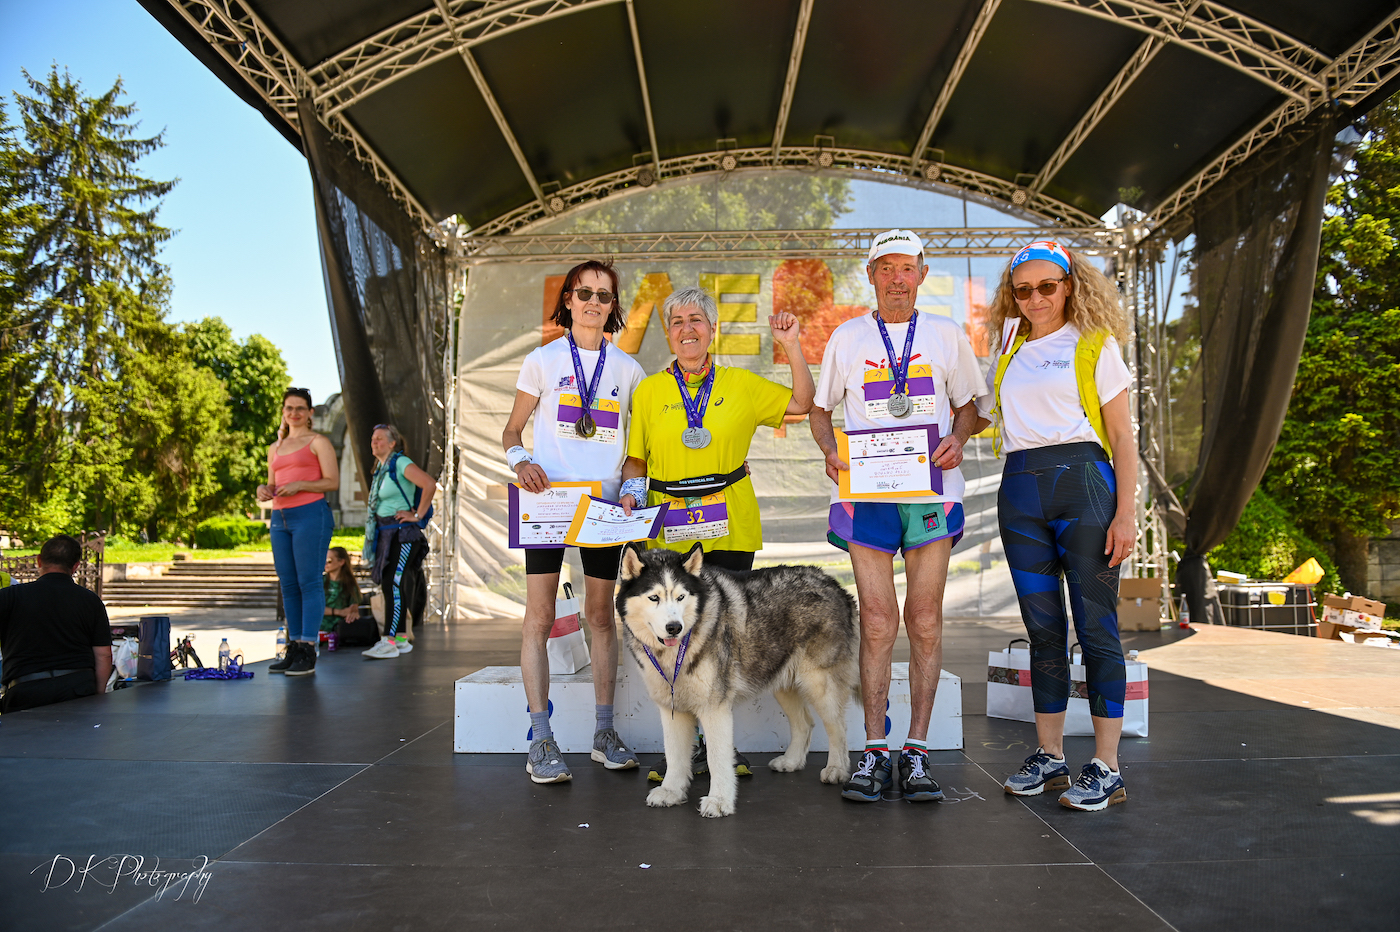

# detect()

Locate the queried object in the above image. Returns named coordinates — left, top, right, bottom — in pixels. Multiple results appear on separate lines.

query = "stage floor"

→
left=2, top=619, right=1398, bottom=931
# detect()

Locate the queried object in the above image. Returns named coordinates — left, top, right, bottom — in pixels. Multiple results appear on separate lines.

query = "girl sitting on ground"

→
left=322, top=546, right=362, bottom=633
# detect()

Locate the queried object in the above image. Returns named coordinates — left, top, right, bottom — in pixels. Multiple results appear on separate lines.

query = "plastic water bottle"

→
left=275, top=626, right=287, bottom=659
left=218, top=638, right=231, bottom=672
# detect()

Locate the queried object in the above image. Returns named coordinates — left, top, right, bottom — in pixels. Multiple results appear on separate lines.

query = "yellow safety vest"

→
left=992, top=327, right=1111, bottom=458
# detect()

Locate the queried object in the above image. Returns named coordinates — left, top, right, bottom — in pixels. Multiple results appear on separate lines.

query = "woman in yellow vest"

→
left=972, top=241, right=1137, bottom=812
left=619, top=286, right=813, bottom=573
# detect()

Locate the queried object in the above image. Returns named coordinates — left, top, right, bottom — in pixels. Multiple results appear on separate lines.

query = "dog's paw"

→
left=767, top=754, right=806, bottom=773
left=698, top=794, right=736, bottom=818
left=646, top=784, right=687, bottom=808
left=820, top=764, right=851, bottom=785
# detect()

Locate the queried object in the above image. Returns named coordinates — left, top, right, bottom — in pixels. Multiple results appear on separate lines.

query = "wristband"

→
left=620, top=477, right=648, bottom=503
left=506, top=445, right=532, bottom=469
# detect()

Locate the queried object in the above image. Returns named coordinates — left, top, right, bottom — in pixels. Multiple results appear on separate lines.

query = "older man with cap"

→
left=809, top=230, right=985, bottom=803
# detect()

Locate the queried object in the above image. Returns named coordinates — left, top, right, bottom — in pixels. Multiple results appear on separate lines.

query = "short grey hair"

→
left=372, top=423, right=403, bottom=450
left=662, top=286, right=718, bottom=329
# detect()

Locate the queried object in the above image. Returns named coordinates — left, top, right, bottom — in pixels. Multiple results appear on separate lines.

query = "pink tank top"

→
left=271, top=440, right=326, bottom=509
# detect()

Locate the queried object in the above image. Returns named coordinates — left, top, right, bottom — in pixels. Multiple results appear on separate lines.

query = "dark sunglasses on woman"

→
left=571, top=287, right=614, bottom=304
left=1011, top=279, right=1067, bottom=301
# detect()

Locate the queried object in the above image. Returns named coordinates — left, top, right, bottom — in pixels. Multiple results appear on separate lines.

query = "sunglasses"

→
left=1010, top=279, right=1067, bottom=301
left=571, top=287, right=615, bottom=305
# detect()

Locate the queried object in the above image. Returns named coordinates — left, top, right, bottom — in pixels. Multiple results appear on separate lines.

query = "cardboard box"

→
left=1316, top=620, right=1350, bottom=641
left=1117, top=578, right=1165, bottom=631
left=1322, top=594, right=1387, bottom=631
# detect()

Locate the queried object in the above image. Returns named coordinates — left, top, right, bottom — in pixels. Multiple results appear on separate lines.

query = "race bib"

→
left=661, top=492, right=729, bottom=542
left=863, top=363, right=936, bottom=419
left=554, top=393, right=621, bottom=444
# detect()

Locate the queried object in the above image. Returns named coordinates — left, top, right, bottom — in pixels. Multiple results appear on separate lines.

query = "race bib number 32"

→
left=662, top=493, right=728, bottom=542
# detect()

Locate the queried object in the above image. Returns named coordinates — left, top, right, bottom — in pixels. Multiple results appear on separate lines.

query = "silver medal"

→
left=682, top=427, right=712, bottom=449
left=887, top=392, right=912, bottom=418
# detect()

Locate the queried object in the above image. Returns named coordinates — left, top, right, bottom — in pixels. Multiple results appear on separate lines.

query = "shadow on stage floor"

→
left=2, top=621, right=1397, bottom=932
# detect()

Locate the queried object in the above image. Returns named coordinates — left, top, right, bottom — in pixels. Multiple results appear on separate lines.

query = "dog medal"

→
left=567, top=332, right=607, bottom=441
left=672, top=363, right=716, bottom=451
left=682, top=426, right=711, bottom=449
left=873, top=310, right=918, bottom=420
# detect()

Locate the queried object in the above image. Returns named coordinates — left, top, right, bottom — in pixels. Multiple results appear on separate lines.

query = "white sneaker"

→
left=362, top=638, right=400, bottom=659
left=394, top=638, right=413, bottom=654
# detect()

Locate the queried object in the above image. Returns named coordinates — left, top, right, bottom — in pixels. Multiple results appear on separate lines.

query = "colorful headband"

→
left=1010, top=241, right=1072, bottom=274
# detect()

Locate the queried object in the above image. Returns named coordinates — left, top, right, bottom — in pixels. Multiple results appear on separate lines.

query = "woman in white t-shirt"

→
left=502, top=260, right=646, bottom=785
left=972, top=241, right=1137, bottom=812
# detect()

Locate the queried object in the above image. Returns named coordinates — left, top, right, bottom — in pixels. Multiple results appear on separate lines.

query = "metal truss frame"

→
left=161, top=0, right=1400, bottom=248
left=453, top=224, right=1125, bottom=265
left=771, top=0, right=816, bottom=162
left=910, top=0, right=1002, bottom=176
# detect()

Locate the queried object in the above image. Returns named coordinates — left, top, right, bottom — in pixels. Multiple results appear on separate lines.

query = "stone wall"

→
left=1366, top=519, right=1400, bottom=608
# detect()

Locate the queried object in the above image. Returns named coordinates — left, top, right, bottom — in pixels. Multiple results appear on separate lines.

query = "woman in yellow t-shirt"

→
left=620, top=286, right=813, bottom=572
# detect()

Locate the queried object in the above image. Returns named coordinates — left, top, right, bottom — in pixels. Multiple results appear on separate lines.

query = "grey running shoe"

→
left=526, top=737, right=572, bottom=784
left=590, top=728, right=639, bottom=770
left=1004, top=747, right=1072, bottom=796
left=897, top=748, right=945, bottom=802
left=840, top=749, right=893, bottom=802
left=1058, top=758, right=1127, bottom=811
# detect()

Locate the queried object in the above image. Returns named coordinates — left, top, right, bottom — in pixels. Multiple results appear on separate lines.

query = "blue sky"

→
left=0, top=0, right=341, bottom=402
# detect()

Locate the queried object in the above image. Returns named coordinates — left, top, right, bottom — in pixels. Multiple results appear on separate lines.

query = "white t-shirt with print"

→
left=516, top=336, right=646, bottom=501
left=814, top=311, right=985, bottom=504
left=975, top=323, right=1132, bottom=454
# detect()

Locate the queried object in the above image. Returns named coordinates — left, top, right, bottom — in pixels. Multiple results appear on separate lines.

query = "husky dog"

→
left=616, top=542, right=859, bottom=818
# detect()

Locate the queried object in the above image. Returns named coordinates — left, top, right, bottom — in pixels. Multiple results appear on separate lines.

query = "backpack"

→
left=379, top=451, right=434, bottom=530
left=991, top=325, right=1112, bottom=458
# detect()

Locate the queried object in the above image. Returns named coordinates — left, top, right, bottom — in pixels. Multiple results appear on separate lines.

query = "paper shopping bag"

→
left=546, top=582, right=591, bottom=674
left=986, top=638, right=1034, bottom=723
left=1066, top=648, right=1149, bottom=737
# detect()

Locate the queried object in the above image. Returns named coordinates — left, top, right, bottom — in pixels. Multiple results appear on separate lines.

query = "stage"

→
left=2, top=619, right=1398, bottom=931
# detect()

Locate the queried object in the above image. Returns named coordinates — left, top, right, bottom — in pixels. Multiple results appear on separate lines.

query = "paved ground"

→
left=2, top=604, right=1398, bottom=931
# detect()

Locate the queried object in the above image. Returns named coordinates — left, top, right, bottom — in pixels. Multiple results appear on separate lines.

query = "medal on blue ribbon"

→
left=874, top=310, right=918, bottom=419
left=671, top=364, right=715, bottom=449
left=567, top=333, right=607, bottom=438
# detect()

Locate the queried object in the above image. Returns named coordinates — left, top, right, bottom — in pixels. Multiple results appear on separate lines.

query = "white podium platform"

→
left=455, top=659, right=962, bottom=753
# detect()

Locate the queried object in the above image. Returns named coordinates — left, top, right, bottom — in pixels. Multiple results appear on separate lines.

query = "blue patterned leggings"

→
left=998, top=442, right=1125, bottom=718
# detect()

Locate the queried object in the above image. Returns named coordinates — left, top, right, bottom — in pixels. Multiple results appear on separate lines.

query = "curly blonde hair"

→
left=985, top=246, right=1128, bottom=351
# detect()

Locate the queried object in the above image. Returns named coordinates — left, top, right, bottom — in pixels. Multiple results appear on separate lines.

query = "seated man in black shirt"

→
left=0, top=535, right=112, bottom=713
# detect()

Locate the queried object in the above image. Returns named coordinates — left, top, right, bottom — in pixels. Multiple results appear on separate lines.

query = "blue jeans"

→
left=270, top=499, right=334, bottom=643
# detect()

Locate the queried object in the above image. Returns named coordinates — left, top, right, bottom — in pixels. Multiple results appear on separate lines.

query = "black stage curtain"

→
left=1177, top=110, right=1337, bottom=625
left=297, top=98, right=449, bottom=491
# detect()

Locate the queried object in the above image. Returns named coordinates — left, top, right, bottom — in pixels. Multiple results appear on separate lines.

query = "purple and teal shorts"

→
left=827, top=501, right=965, bottom=555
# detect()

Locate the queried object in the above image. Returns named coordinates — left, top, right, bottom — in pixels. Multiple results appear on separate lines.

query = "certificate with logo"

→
left=836, top=426, right=943, bottom=500
left=564, top=496, right=669, bottom=547
left=508, top=482, right=603, bottom=548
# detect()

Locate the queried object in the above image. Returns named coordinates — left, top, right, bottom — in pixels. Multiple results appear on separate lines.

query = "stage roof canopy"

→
left=145, top=1, right=1400, bottom=238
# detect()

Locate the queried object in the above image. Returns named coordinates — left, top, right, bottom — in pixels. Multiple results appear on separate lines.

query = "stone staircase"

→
left=103, top=561, right=280, bottom=609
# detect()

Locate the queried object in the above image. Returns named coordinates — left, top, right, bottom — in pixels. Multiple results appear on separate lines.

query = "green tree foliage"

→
left=184, top=317, right=289, bottom=513
left=1207, top=488, right=1340, bottom=595
left=558, top=173, right=851, bottom=234
left=1262, top=95, right=1400, bottom=591
left=0, top=69, right=286, bottom=542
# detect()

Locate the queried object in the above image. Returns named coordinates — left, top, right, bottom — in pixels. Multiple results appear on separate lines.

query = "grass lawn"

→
left=7, top=530, right=366, bottom=564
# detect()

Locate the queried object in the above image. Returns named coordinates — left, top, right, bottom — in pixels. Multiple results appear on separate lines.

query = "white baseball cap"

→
left=867, top=229, right=924, bottom=264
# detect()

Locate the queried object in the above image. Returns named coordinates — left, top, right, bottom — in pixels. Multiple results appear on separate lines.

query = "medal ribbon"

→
left=873, top=310, right=919, bottom=397
left=567, top=332, right=608, bottom=420
left=641, top=631, right=691, bottom=717
left=670, top=363, right=715, bottom=431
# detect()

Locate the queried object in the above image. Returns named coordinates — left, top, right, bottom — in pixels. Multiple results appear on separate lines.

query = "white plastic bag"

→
left=987, top=639, right=1149, bottom=737
left=112, top=637, right=140, bottom=679
left=546, top=582, right=591, bottom=674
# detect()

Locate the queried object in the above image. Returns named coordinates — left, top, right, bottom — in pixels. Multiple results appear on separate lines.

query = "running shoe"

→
left=285, top=641, right=317, bottom=676
left=647, top=736, right=751, bottom=781
left=897, top=748, right=945, bottom=802
left=840, top=750, right=893, bottom=802
left=1058, top=759, right=1127, bottom=811
left=1003, top=748, right=1072, bottom=796
left=591, top=728, right=639, bottom=770
left=526, top=737, right=572, bottom=784
left=362, top=637, right=400, bottom=659
left=394, top=637, right=413, bottom=654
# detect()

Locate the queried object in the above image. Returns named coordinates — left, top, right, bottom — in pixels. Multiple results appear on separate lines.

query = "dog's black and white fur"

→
left=616, top=542, right=859, bottom=817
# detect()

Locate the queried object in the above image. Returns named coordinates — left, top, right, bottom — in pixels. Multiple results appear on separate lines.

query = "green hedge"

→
left=1207, top=489, right=1341, bottom=594
left=194, top=516, right=269, bottom=549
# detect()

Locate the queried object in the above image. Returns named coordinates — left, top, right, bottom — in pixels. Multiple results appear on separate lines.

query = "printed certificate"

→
left=836, top=426, right=943, bottom=500
left=508, top=482, right=603, bottom=548
left=564, top=496, right=669, bottom=548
